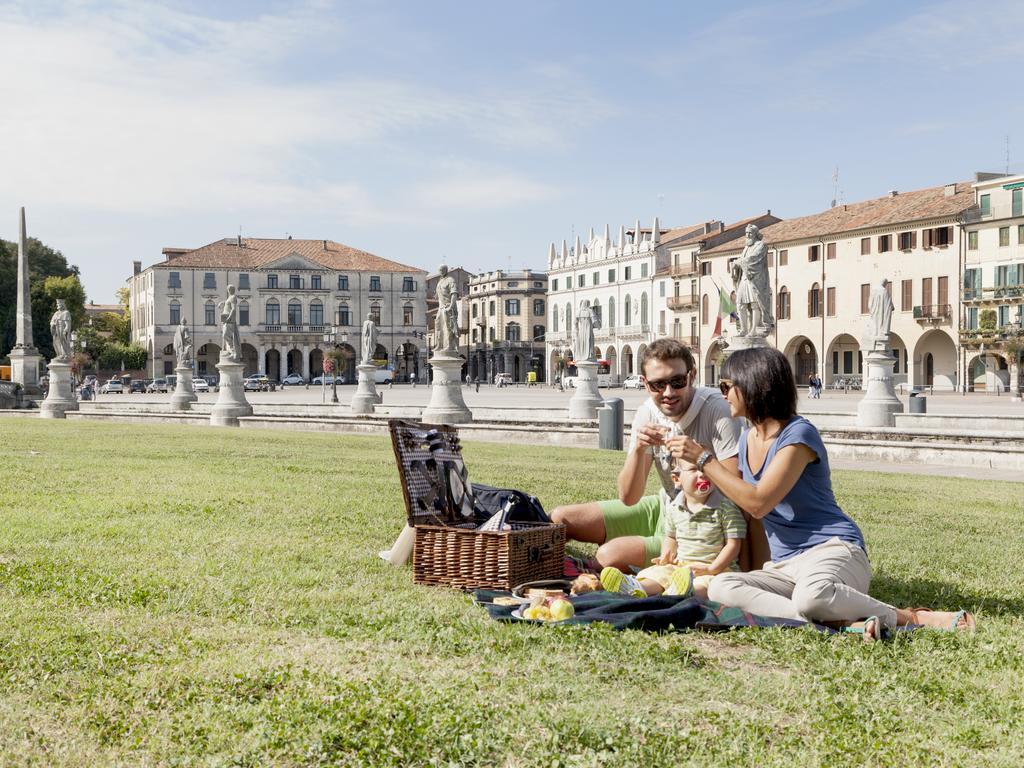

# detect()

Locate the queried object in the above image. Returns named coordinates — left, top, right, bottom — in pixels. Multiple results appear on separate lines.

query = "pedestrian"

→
left=474, top=377, right=480, bottom=393
left=410, top=372, right=417, bottom=388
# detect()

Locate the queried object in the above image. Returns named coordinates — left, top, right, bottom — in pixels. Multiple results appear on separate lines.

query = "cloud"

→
left=413, top=174, right=561, bottom=210
left=0, top=1, right=610, bottom=220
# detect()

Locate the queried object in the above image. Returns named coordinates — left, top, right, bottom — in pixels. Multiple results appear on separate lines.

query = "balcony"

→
left=595, top=327, right=616, bottom=341
left=964, top=286, right=1024, bottom=304
left=545, top=330, right=567, bottom=342
left=669, top=263, right=699, bottom=278
left=969, top=202, right=1023, bottom=222
left=669, top=333, right=700, bottom=348
left=617, top=324, right=651, bottom=338
left=913, top=304, right=952, bottom=324
left=667, top=294, right=700, bottom=311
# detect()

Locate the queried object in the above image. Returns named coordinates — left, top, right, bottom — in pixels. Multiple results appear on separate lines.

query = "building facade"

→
left=697, top=182, right=977, bottom=390
left=128, top=237, right=428, bottom=383
left=467, top=269, right=548, bottom=383
left=962, top=173, right=1024, bottom=392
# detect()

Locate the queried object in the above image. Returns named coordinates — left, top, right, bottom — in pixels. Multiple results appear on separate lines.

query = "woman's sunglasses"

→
left=718, top=379, right=734, bottom=397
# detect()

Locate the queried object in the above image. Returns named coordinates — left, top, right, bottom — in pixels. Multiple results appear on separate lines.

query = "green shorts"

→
left=598, top=494, right=664, bottom=566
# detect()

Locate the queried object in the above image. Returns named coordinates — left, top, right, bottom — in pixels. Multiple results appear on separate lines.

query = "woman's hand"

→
left=666, top=435, right=708, bottom=464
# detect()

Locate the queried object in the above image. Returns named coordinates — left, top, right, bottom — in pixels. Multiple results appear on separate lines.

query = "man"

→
left=731, top=224, right=774, bottom=338
left=434, top=265, right=459, bottom=356
left=552, top=338, right=765, bottom=571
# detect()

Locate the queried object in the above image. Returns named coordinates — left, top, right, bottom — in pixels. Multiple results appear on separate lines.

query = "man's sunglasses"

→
left=718, top=379, right=734, bottom=397
left=643, top=372, right=690, bottom=393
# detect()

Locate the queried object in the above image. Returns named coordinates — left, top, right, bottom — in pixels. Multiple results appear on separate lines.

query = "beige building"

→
left=128, top=237, right=427, bottom=382
left=697, top=182, right=977, bottom=390
left=545, top=217, right=775, bottom=382
left=467, top=269, right=548, bottom=383
left=962, top=173, right=1024, bottom=392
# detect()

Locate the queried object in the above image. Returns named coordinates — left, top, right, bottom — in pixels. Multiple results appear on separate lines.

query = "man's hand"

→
left=634, top=424, right=669, bottom=451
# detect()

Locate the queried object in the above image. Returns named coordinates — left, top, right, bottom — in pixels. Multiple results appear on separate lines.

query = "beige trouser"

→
left=706, top=537, right=898, bottom=629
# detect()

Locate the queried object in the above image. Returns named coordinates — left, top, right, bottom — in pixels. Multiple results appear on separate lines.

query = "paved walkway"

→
left=89, top=383, right=1024, bottom=482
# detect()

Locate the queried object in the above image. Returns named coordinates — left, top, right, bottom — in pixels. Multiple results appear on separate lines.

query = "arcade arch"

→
left=913, top=329, right=957, bottom=390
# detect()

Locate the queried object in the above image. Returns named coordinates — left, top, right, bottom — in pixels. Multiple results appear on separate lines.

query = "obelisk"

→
left=9, top=208, right=43, bottom=395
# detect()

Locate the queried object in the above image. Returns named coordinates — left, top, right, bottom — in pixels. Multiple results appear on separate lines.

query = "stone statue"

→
left=49, top=299, right=72, bottom=361
left=866, top=279, right=894, bottom=348
left=433, top=264, right=459, bottom=356
left=218, top=285, right=241, bottom=362
left=361, top=313, right=378, bottom=364
left=173, top=318, right=193, bottom=368
left=574, top=299, right=599, bottom=362
left=731, top=224, right=774, bottom=337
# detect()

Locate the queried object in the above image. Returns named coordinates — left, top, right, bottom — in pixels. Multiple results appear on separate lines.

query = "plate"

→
left=510, top=605, right=572, bottom=624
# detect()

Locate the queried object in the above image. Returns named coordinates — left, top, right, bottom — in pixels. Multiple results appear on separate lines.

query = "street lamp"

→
left=323, top=324, right=349, bottom=404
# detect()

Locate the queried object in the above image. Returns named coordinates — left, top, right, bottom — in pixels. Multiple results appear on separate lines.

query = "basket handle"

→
left=528, top=543, right=552, bottom=562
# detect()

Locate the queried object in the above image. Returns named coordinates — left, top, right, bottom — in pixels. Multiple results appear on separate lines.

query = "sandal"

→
left=843, top=616, right=885, bottom=642
left=907, top=607, right=976, bottom=632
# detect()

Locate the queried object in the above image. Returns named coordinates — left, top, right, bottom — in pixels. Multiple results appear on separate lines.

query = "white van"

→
left=373, top=368, right=394, bottom=385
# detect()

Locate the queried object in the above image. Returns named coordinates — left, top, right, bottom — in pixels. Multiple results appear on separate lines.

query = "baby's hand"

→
left=689, top=564, right=715, bottom=577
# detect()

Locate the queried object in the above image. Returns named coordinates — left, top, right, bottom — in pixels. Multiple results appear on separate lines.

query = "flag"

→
left=713, top=285, right=736, bottom=337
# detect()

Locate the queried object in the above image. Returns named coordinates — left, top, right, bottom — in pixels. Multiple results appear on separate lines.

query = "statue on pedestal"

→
left=731, top=224, right=774, bottom=337
left=865, top=279, right=894, bottom=350
left=433, top=265, right=459, bottom=357
left=574, top=299, right=599, bottom=362
left=218, top=285, right=241, bottom=362
left=361, top=313, right=378, bottom=364
left=173, top=318, right=193, bottom=368
left=49, top=300, right=72, bottom=361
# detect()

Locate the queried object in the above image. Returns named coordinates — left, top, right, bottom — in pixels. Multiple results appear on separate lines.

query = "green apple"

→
left=548, top=598, right=575, bottom=622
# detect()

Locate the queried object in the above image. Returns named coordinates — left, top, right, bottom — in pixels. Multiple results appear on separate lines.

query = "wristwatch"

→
left=696, top=450, right=713, bottom=471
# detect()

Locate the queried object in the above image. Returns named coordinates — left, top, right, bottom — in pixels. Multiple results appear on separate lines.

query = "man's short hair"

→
left=640, top=338, right=696, bottom=376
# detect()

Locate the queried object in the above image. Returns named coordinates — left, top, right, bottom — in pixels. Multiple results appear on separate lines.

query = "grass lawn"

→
left=1, top=419, right=1023, bottom=767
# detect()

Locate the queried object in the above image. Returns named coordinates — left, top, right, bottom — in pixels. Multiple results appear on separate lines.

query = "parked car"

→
left=312, top=374, right=342, bottom=386
left=243, top=374, right=272, bottom=392
left=202, top=375, right=219, bottom=388
left=147, top=379, right=168, bottom=393
left=281, top=373, right=305, bottom=386
left=623, top=374, right=643, bottom=389
left=494, top=372, right=514, bottom=387
left=99, top=379, right=123, bottom=394
left=372, top=369, right=393, bottom=385
left=191, top=378, right=210, bottom=392
left=129, top=379, right=148, bottom=393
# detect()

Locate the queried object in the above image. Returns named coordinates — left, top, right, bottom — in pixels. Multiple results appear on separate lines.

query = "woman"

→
left=672, top=347, right=974, bottom=641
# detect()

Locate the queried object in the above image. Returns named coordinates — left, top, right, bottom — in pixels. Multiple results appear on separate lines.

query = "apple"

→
left=548, top=597, right=575, bottom=622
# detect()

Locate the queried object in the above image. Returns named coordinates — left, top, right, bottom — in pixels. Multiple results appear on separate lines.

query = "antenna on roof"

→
left=831, top=166, right=839, bottom=208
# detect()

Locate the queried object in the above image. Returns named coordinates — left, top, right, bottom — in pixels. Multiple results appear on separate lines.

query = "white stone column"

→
left=302, top=344, right=311, bottom=381
left=258, top=345, right=267, bottom=375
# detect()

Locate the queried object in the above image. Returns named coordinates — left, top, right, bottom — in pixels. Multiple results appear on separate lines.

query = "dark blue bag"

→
left=470, top=483, right=550, bottom=524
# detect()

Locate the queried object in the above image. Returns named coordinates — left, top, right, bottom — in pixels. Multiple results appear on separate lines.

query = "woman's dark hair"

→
left=721, top=347, right=797, bottom=425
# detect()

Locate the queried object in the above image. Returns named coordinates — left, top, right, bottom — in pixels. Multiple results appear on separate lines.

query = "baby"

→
left=572, top=459, right=746, bottom=600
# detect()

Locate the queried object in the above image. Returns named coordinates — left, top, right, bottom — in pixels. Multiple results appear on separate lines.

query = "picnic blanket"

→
left=474, top=590, right=835, bottom=633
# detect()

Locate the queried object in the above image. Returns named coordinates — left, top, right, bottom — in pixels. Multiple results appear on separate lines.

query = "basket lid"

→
left=388, top=419, right=478, bottom=527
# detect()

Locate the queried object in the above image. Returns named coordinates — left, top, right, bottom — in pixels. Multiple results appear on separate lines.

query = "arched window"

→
left=552, top=305, right=558, bottom=332
left=403, top=303, right=413, bottom=326
left=640, top=292, right=649, bottom=325
left=533, top=324, right=545, bottom=342
left=608, top=297, right=616, bottom=329
left=777, top=286, right=791, bottom=320
left=565, top=303, right=572, bottom=333
left=506, top=322, right=521, bottom=342
left=239, top=301, right=249, bottom=326
left=288, top=300, right=302, bottom=326
left=309, top=299, right=324, bottom=327
left=701, top=294, right=709, bottom=325
left=266, top=299, right=280, bottom=325
left=624, top=295, right=632, bottom=326
left=808, top=283, right=821, bottom=318
left=204, top=301, right=216, bottom=326
left=169, top=300, right=181, bottom=325
left=591, top=298, right=601, bottom=325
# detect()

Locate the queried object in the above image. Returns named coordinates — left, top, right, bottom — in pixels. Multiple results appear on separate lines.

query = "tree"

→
left=0, top=237, right=79, bottom=361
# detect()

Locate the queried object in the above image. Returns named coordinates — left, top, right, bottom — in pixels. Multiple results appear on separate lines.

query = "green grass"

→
left=1, top=419, right=1023, bottom=767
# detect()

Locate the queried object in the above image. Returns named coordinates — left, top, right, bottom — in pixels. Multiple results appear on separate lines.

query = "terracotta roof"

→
left=151, top=238, right=425, bottom=273
left=700, top=182, right=977, bottom=256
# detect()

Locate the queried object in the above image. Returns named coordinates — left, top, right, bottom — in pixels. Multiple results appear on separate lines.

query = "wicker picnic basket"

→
left=388, top=420, right=565, bottom=590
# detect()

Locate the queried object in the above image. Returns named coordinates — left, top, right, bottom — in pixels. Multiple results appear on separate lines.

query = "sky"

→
left=2, top=0, right=1023, bottom=303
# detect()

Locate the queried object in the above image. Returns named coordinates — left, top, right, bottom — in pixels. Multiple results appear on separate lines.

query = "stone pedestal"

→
left=210, top=357, right=252, bottom=427
left=9, top=346, right=43, bottom=396
left=722, top=333, right=770, bottom=353
left=39, top=361, right=79, bottom=419
left=351, top=363, right=380, bottom=414
left=568, top=359, right=603, bottom=419
left=857, top=346, right=904, bottom=427
left=421, top=355, right=472, bottom=424
left=170, top=365, right=198, bottom=411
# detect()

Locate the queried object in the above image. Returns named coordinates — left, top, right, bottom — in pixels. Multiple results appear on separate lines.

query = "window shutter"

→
left=911, top=231, right=917, bottom=249
left=807, top=290, right=813, bottom=317
left=923, top=228, right=932, bottom=248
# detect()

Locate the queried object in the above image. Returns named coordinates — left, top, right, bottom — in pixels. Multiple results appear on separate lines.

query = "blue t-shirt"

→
left=738, top=416, right=865, bottom=562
